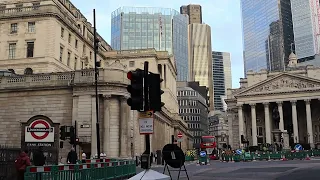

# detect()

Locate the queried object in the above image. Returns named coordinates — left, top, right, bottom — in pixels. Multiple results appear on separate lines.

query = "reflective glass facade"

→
left=241, top=0, right=294, bottom=73
left=291, top=0, right=318, bottom=61
left=111, top=7, right=189, bottom=81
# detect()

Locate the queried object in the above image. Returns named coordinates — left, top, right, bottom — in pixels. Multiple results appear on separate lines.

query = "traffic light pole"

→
left=74, top=121, right=77, bottom=152
left=143, top=61, right=151, bottom=155
left=93, top=9, right=101, bottom=159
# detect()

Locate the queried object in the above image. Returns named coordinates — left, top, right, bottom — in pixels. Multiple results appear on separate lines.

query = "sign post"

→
left=138, top=110, right=154, bottom=135
left=177, top=132, right=183, bottom=148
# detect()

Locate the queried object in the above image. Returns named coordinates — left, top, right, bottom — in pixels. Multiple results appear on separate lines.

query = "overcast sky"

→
left=72, top=0, right=244, bottom=88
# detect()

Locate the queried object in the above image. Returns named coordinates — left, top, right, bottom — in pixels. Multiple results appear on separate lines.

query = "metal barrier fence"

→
left=24, top=159, right=136, bottom=180
left=220, top=149, right=320, bottom=162
left=0, top=146, right=20, bottom=180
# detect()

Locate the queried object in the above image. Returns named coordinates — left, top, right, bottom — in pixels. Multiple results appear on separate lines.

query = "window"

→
left=68, top=33, right=71, bottom=43
left=8, top=43, right=16, bottom=59
left=61, top=27, right=64, bottom=38
left=28, top=22, right=35, bottom=33
left=26, top=42, right=34, bottom=58
left=129, top=61, right=135, bottom=67
left=67, top=52, right=71, bottom=66
left=33, top=2, right=40, bottom=10
left=74, top=57, right=78, bottom=69
left=24, top=68, right=33, bottom=75
left=16, top=4, right=23, bottom=12
left=81, top=61, right=84, bottom=69
left=83, top=44, right=86, bottom=54
left=10, top=23, right=17, bottom=33
left=59, top=46, right=64, bottom=61
left=75, top=39, right=78, bottom=49
left=90, top=51, right=92, bottom=60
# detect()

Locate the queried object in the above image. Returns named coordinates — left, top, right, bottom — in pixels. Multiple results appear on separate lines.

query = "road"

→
left=136, top=158, right=320, bottom=179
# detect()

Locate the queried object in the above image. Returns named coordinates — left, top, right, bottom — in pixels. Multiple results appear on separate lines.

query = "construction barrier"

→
left=219, top=149, right=320, bottom=163
left=24, top=159, right=136, bottom=180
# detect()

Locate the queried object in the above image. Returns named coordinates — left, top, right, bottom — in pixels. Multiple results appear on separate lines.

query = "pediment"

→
left=236, top=73, right=320, bottom=96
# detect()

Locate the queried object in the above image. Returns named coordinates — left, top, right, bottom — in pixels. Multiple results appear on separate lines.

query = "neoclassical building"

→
left=0, top=0, right=111, bottom=74
left=226, top=54, right=320, bottom=149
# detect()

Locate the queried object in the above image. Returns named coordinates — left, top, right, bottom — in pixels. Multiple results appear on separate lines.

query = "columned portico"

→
left=305, top=99, right=314, bottom=148
left=263, top=102, right=271, bottom=144
left=290, top=100, right=299, bottom=143
left=250, top=103, right=258, bottom=146
left=237, top=104, right=244, bottom=147
left=277, top=101, right=284, bottom=132
left=120, top=97, right=128, bottom=157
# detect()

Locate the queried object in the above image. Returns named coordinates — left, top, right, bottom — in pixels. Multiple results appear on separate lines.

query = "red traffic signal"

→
left=127, top=69, right=144, bottom=110
left=127, top=71, right=133, bottom=80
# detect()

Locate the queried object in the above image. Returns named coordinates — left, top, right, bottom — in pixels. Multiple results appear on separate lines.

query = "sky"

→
left=72, top=0, right=244, bottom=88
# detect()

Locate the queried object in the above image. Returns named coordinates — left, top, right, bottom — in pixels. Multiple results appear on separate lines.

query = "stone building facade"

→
left=104, top=49, right=193, bottom=152
left=0, top=0, right=111, bottom=74
left=226, top=64, right=320, bottom=149
left=0, top=59, right=190, bottom=162
left=208, top=111, right=229, bottom=149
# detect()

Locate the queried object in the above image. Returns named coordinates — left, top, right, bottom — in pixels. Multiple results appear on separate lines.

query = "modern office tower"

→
left=180, top=4, right=202, bottom=24
left=212, top=51, right=232, bottom=111
left=241, top=0, right=294, bottom=73
left=188, top=23, right=213, bottom=110
left=111, top=7, right=189, bottom=81
left=291, top=0, right=320, bottom=62
left=177, top=81, right=209, bottom=148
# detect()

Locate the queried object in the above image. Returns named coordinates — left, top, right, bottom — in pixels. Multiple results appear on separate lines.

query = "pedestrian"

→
left=33, top=146, right=46, bottom=180
left=67, top=147, right=78, bottom=164
left=15, top=150, right=31, bottom=180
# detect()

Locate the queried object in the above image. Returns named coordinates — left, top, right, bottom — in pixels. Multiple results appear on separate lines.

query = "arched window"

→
left=24, top=68, right=33, bottom=75
left=8, top=69, right=15, bottom=74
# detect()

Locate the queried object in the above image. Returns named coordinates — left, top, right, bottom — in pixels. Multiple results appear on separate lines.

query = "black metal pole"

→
left=93, top=9, right=101, bottom=159
left=143, top=61, right=150, bottom=155
left=74, top=121, right=77, bottom=152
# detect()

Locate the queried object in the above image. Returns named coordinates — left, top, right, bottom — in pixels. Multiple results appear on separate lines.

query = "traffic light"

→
left=127, top=69, right=144, bottom=110
left=148, top=72, right=164, bottom=112
left=69, top=126, right=75, bottom=145
left=60, top=126, right=66, bottom=140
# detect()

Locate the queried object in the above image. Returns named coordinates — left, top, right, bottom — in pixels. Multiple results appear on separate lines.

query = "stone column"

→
left=103, top=95, right=111, bottom=156
left=237, top=104, right=244, bottom=147
left=263, top=102, right=271, bottom=144
left=290, top=100, right=299, bottom=143
left=305, top=99, right=314, bottom=148
left=91, top=96, right=97, bottom=157
left=277, top=101, right=284, bottom=132
left=250, top=103, right=258, bottom=146
left=120, top=97, right=128, bottom=157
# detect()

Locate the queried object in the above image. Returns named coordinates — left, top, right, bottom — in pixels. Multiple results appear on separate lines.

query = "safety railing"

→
left=219, top=149, right=320, bottom=162
left=24, top=159, right=136, bottom=180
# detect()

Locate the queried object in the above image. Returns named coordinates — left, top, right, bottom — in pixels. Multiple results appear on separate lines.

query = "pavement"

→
left=136, top=158, right=320, bottom=180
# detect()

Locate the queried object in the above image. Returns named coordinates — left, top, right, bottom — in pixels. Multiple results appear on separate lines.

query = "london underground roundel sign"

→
left=25, top=119, right=54, bottom=143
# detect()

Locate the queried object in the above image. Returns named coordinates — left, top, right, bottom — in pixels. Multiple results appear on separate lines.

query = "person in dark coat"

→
left=67, top=147, right=78, bottom=164
left=33, top=146, right=46, bottom=166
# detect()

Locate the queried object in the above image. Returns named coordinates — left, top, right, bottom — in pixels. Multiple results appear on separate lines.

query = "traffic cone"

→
left=305, top=154, right=311, bottom=160
left=196, top=159, right=200, bottom=166
left=281, top=154, right=287, bottom=161
left=207, top=158, right=210, bottom=165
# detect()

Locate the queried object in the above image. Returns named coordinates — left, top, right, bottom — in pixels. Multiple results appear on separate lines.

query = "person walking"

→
left=67, top=147, right=78, bottom=164
left=33, top=147, right=46, bottom=180
left=15, top=150, right=31, bottom=180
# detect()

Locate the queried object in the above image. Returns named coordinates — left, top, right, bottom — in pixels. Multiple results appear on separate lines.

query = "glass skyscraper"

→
left=241, top=0, right=294, bottom=73
left=111, top=7, right=189, bottom=81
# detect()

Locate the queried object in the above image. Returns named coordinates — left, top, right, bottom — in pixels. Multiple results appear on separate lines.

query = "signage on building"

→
left=138, top=110, right=154, bottom=134
left=25, top=119, right=54, bottom=146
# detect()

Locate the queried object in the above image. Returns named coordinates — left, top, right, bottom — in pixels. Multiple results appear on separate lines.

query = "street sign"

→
left=25, top=119, right=54, bottom=143
left=294, top=144, right=302, bottom=151
left=138, top=110, right=154, bottom=134
left=177, top=132, right=183, bottom=138
left=162, top=144, right=185, bottom=169
left=199, top=151, right=206, bottom=157
left=177, top=138, right=183, bottom=142
left=236, top=149, right=242, bottom=155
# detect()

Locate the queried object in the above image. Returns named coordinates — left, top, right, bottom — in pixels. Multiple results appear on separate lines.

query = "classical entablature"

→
left=235, top=73, right=320, bottom=98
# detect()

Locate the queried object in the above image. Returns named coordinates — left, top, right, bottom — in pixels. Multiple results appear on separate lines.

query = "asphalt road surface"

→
left=136, top=158, right=320, bottom=180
